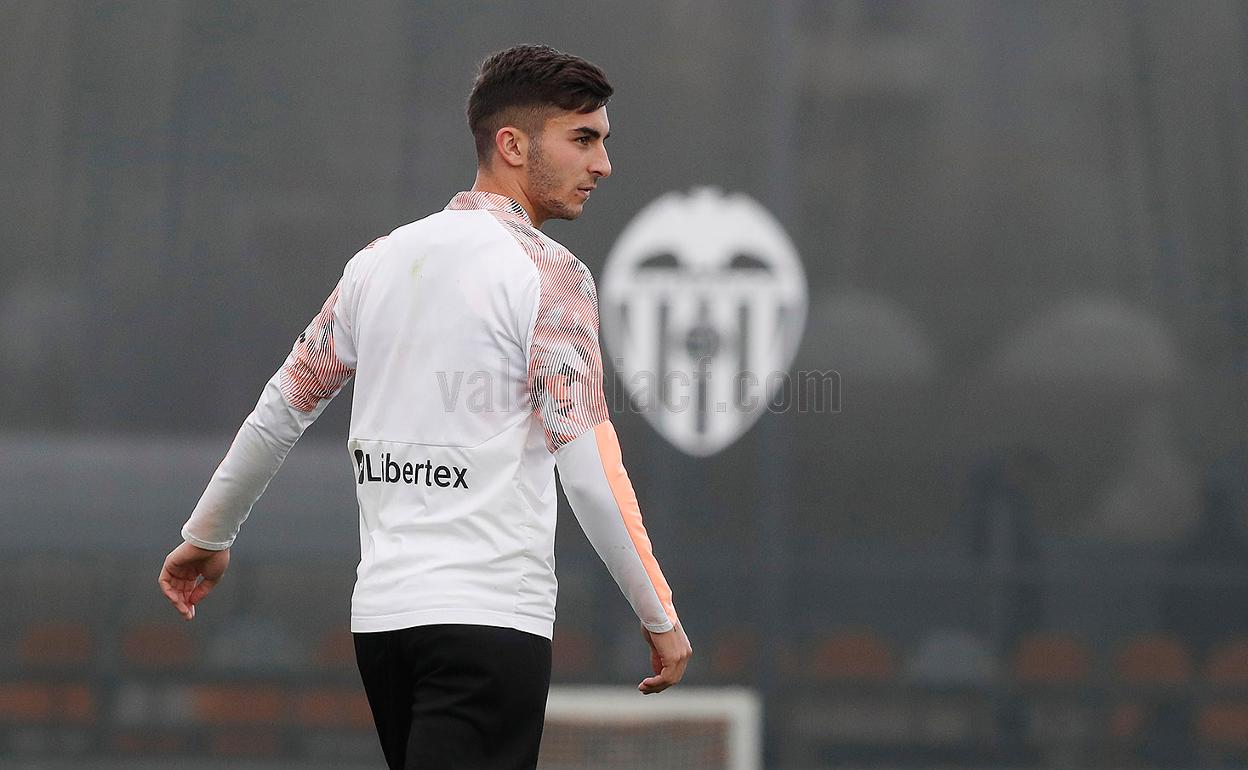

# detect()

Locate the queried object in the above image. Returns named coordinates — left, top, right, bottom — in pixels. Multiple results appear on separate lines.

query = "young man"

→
left=158, top=45, right=692, bottom=769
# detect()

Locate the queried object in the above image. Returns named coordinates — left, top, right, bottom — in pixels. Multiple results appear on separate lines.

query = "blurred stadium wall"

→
left=2, top=1, right=1248, bottom=768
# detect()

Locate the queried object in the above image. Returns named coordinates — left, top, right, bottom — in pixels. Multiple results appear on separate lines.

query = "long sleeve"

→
left=527, top=250, right=677, bottom=632
left=556, top=421, right=677, bottom=632
left=182, top=282, right=355, bottom=549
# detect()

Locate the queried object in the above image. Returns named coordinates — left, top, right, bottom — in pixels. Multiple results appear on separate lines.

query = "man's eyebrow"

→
left=571, top=126, right=609, bottom=140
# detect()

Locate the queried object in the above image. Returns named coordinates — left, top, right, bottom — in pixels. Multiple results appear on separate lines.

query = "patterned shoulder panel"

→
left=279, top=285, right=356, bottom=413
left=492, top=216, right=609, bottom=452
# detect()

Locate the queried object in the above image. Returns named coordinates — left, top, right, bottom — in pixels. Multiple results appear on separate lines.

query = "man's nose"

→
left=590, top=147, right=612, bottom=179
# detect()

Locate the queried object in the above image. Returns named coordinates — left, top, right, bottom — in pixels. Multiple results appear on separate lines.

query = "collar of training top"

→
left=446, top=191, right=532, bottom=225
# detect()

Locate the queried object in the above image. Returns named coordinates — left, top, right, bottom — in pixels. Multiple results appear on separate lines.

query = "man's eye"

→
left=576, top=136, right=592, bottom=145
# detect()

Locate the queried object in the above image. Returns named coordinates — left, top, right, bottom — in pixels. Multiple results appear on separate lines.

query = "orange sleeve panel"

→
left=593, top=421, right=678, bottom=624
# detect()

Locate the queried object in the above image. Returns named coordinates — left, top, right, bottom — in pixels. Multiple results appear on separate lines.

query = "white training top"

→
left=182, top=192, right=677, bottom=639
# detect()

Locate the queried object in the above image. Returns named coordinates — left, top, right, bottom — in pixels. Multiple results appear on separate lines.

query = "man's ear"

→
left=494, top=126, right=528, bottom=168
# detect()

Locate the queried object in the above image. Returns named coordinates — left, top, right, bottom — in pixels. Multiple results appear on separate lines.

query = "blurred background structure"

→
left=3, top=0, right=1248, bottom=768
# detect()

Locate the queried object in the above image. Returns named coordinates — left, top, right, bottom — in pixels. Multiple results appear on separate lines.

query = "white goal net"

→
left=539, top=687, right=762, bottom=770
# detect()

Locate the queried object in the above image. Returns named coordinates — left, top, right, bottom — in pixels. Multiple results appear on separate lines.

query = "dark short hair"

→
left=468, top=45, right=613, bottom=165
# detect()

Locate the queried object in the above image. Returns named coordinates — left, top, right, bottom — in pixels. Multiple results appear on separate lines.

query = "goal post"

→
left=540, top=686, right=762, bottom=770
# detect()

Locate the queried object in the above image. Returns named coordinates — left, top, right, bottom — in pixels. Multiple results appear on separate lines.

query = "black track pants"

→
left=354, top=624, right=552, bottom=770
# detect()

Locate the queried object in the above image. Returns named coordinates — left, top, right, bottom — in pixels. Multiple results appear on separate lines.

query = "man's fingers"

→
left=158, top=558, right=207, bottom=621
left=158, top=571, right=194, bottom=621
left=638, top=623, right=692, bottom=694
left=638, top=676, right=668, bottom=694
left=638, top=666, right=678, bottom=694
left=188, top=577, right=217, bottom=607
left=159, top=544, right=229, bottom=622
left=638, top=656, right=689, bottom=694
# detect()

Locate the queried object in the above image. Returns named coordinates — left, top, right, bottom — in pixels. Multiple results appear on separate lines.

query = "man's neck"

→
left=470, top=170, right=543, bottom=228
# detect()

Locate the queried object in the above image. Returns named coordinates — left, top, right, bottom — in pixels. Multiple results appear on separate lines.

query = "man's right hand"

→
left=158, top=541, right=230, bottom=621
left=639, top=621, right=692, bottom=694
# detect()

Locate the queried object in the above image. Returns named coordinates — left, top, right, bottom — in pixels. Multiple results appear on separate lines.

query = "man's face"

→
left=526, top=106, right=612, bottom=222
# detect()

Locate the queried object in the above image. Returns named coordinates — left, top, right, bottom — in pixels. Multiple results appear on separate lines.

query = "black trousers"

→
left=354, top=624, right=552, bottom=770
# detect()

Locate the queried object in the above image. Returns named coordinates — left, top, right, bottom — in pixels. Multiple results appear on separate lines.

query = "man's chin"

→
left=532, top=188, right=588, bottom=222
left=544, top=201, right=584, bottom=221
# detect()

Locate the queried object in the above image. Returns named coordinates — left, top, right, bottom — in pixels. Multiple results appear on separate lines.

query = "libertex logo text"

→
left=353, top=450, right=469, bottom=489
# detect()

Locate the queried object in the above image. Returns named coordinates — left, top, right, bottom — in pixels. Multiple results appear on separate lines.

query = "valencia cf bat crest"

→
left=601, top=188, right=808, bottom=456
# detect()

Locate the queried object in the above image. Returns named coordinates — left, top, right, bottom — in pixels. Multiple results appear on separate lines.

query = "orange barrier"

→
left=121, top=622, right=194, bottom=670
left=189, top=684, right=286, bottom=725
left=710, top=627, right=757, bottom=681
left=1197, top=702, right=1248, bottom=748
left=16, top=622, right=92, bottom=669
left=551, top=627, right=594, bottom=679
left=1013, top=632, right=1092, bottom=685
left=1115, top=634, right=1192, bottom=687
left=295, top=687, right=373, bottom=729
left=810, top=629, right=897, bottom=682
left=1206, top=638, right=1248, bottom=688
left=312, top=629, right=356, bottom=671
left=0, top=682, right=95, bottom=724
